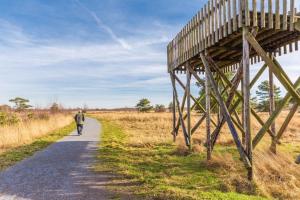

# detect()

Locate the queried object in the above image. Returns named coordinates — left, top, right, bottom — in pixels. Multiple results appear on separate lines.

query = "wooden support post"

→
left=200, top=53, right=252, bottom=170
left=170, top=72, right=190, bottom=146
left=186, top=65, right=192, bottom=150
left=205, top=57, right=211, bottom=160
left=269, top=69, right=276, bottom=154
left=243, top=27, right=253, bottom=180
left=172, top=83, right=177, bottom=142
left=241, top=78, right=246, bottom=145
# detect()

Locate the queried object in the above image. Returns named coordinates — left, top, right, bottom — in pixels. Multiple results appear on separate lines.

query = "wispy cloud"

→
left=74, top=0, right=132, bottom=50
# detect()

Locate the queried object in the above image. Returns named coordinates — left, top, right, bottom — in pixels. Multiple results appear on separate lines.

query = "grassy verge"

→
left=94, top=118, right=266, bottom=200
left=0, top=122, right=75, bottom=171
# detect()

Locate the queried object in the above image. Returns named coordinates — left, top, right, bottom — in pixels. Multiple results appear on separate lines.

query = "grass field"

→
left=91, top=111, right=300, bottom=200
left=0, top=113, right=75, bottom=171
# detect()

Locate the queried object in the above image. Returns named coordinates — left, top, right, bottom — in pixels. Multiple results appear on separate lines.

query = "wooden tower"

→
left=167, top=0, right=300, bottom=180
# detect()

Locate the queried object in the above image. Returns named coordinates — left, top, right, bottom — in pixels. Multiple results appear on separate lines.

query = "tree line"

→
left=136, top=79, right=284, bottom=113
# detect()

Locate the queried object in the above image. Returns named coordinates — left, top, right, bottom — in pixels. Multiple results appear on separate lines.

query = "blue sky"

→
left=0, top=0, right=299, bottom=108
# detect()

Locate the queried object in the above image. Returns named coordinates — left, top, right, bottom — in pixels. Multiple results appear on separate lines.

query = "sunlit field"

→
left=91, top=111, right=300, bottom=200
left=0, top=112, right=73, bottom=153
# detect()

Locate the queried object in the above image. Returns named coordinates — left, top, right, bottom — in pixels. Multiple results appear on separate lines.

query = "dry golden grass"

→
left=0, top=113, right=73, bottom=153
left=92, top=111, right=300, bottom=200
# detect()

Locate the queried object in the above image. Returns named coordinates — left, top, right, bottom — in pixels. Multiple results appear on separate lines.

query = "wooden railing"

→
left=167, top=0, right=298, bottom=72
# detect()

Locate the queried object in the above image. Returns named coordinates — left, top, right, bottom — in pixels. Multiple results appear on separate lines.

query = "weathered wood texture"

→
left=168, top=0, right=300, bottom=181
left=167, top=0, right=299, bottom=73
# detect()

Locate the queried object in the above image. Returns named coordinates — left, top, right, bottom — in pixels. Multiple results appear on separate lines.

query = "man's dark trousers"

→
left=77, top=124, right=83, bottom=135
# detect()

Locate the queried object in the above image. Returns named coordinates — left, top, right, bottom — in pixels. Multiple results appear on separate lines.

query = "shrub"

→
left=155, top=104, right=166, bottom=112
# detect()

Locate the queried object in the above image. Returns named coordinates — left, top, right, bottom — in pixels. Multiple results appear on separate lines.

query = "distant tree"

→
left=9, top=97, right=32, bottom=112
left=50, top=103, right=60, bottom=113
left=155, top=104, right=166, bottom=112
left=255, top=81, right=282, bottom=112
left=136, top=98, right=153, bottom=112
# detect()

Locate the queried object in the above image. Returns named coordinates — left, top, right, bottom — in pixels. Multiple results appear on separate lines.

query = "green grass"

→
left=95, top=119, right=266, bottom=200
left=0, top=122, right=76, bottom=171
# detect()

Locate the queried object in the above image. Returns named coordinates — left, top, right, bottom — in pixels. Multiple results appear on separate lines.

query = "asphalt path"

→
left=0, top=118, right=115, bottom=200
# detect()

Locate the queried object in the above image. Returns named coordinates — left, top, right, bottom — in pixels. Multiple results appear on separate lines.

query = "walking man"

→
left=74, top=110, right=85, bottom=135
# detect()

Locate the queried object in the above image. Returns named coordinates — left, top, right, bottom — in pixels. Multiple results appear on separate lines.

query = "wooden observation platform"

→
left=167, top=0, right=300, bottom=180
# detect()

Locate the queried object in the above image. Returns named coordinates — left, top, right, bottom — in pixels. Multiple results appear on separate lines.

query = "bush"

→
left=0, top=112, right=20, bottom=126
left=155, top=104, right=166, bottom=112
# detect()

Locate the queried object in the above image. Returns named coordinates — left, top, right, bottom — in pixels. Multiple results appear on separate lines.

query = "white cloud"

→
left=74, top=0, right=132, bottom=50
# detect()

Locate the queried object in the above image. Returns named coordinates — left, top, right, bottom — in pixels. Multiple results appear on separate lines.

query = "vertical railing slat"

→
left=200, top=9, right=204, bottom=51
left=219, top=0, right=223, bottom=39
left=261, top=0, right=265, bottom=28
left=214, top=0, right=219, bottom=42
left=233, top=0, right=237, bottom=31
left=253, top=0, right=257, bottom=27
left=290, top=0, right=295, bottom=31
left=208, top=0, right=212, bottom=47
left=238, top=0, right=243, bottom=27
left=211, top=0, right=216, bottom=45
left=268, top=0, right=273, bottom=29
left=204, top=6, right=208, bottom=49
left=275, top=0, right=280, bottom=29
left=223, top=0, right=227, bottom=37
left=245, top=0, right=250, bottom=26
left=283, top=0, right=287, bottom=30
left=228, top=0, right=232, bottom=34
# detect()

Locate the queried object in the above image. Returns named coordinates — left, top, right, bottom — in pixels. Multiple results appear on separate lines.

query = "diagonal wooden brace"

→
left=201, top=53, right=252, bottom=169
left=170, top=72, right=190, bottom=146
left=245, top=32, right=300, bottom=105
left=253, top=77, right=300, bottom=148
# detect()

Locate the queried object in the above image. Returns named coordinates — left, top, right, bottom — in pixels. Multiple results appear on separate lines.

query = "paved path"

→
left=0, top=118, right=114, bottom=200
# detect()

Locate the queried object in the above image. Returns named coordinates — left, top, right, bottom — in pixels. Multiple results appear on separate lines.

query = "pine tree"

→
left=255, top=81, right=281, bottom=112
left=9, top=97, right=32, bottom=112
left=136, top=98, right=153, bottom=112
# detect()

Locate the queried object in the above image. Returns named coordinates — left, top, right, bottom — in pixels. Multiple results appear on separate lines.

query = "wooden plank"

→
left=283, top=0, right=288, bottom=30
left=214, top=0, right=219, bottom=42
left=268, top=0, right=273, bottom=29
left=253, top=0, right=257, bottom=27
left=204, top=5, right=208, bottom=49
left=200, top=9, right=204, bottom=51
left=196, top=12, right=200, bottom=52
left=233, top=0, right=237, bottom=31
left=222, top=0, right=227, bottom=37
left=275, top=0, right=280, bottom=29
left=219, top=0, right=223, bottom=39
left=245, top=0, right=250, bottom=26
left=238, top=0, right=243, bottom=27
left=261, top=0, right=265, bottom=28
left=290, top=0, right=295, bottom=31
left=205, top=60, right=212, bottom=160
left=211, top=0, right=215, bottom=45
left=228, top=0, right=232, bottom=34
left=207, top=3, right=211, bottom=47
